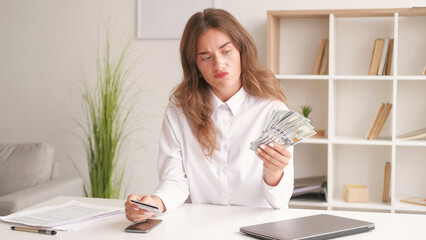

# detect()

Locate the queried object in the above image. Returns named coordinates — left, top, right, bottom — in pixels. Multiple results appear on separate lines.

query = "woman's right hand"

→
left=124, top=194, right=158, bottom=222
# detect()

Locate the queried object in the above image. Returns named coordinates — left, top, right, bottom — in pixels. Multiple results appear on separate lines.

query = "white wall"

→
left=0, top=0, right=419, bottom=198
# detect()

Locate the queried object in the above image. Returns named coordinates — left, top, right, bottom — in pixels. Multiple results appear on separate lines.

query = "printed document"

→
left=0, top=200, right=123, bottom=230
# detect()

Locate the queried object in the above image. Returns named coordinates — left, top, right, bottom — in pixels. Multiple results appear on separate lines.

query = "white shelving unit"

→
left=267, top=8, right=426, bottom=214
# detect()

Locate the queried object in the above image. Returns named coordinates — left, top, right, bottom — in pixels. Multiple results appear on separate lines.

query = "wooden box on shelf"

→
left=344, top=184, right=369, bottom=203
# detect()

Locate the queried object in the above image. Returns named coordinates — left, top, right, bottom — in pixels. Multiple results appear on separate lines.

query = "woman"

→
left=125, top=8, right=294, bottom=223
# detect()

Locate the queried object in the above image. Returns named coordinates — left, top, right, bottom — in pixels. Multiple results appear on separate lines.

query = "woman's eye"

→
left=202, top=56, right=211, bottom=61
left=224, top=50, right=231, bottom=55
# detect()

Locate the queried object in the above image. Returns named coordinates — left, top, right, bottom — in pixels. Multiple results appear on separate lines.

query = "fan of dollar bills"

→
left=250, top=110, right=316, bottom=151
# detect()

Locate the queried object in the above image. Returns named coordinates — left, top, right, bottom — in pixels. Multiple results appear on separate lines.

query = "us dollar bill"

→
left=250, top=109, right=316, bottom=150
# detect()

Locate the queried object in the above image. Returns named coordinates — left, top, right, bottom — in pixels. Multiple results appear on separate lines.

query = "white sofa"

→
left=0, top=142, right=84, bottom=216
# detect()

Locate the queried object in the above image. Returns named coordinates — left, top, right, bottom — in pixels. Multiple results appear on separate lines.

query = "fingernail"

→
left=256, top=148, right=262, bottom=153
left=260, top=144, right=266, bottom=149
left=133, top=208, right=138, bottom=211
left=268, top=143, right=274, bottom=147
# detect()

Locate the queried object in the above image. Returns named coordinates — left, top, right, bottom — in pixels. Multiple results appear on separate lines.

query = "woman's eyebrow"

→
left=198, top=42, right=232, bottom=55
left=219, top=42, right=231, bottom=49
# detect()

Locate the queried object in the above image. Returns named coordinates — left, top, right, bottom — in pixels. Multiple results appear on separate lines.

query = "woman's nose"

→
left=213, top=56, right=224, bottom=71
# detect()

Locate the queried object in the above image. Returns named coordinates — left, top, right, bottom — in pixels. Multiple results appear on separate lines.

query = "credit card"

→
left=130, top=200, right=162, bottom=216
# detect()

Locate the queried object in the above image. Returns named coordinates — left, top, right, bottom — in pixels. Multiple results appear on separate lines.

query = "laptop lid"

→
left=240, top=214, right=375, bottom=240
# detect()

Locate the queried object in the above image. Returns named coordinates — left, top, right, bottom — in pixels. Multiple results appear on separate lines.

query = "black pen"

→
left=11, top=226, right=57, bottom=235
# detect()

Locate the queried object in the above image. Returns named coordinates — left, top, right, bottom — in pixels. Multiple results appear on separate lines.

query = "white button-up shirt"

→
left=152, top=88, right=294, bottom=213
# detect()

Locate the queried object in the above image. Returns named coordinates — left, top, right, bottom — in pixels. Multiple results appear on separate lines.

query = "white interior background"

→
left=0, top=0, right=421, bottom=198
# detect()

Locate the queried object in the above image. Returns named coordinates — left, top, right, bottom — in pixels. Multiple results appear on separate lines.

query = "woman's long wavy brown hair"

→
left=172, top=8, right=286, bottom=158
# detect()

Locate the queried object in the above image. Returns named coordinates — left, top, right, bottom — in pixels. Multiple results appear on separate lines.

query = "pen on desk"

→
left=11, top=226, right=57, bottom=235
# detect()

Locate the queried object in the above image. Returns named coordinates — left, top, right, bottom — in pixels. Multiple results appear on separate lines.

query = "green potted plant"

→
left=300, top=105, right=325, bottom=137
left=301, top=105, right=312, bottom=118
left=81, top=31, right=136, bottom=199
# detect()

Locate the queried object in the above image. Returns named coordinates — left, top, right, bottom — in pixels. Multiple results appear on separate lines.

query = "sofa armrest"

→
left=0, top=176, right=84, bottom=216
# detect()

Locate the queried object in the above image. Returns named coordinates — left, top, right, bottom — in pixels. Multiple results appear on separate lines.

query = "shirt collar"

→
left=210, top=87, right=247, bottom=116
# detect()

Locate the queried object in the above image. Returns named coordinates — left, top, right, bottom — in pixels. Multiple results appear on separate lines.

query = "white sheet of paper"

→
left=0, top=200, right=123, bottom=230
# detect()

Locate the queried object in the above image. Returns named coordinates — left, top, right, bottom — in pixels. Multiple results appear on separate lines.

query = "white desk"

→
left=0, top=196, right=425, bottom=239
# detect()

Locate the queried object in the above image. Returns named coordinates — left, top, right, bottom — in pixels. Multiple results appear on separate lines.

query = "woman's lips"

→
left=214, top=72, right=229, bottom=79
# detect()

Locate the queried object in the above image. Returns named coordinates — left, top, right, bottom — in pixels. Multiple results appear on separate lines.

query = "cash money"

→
left=250, top=110, right=316, bottom=151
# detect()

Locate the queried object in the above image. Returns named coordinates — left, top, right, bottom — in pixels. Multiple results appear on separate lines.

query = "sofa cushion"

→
left=0, top=143, right=54, bottom=196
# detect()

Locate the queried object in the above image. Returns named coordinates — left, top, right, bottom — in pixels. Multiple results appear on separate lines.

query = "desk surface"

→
left=1, top=196, right=425, bottom=239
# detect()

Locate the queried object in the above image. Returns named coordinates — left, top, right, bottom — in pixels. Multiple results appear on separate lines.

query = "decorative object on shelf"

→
left=291, top=176, right=327, bottom=201
left=343, top=184, right=369, bottom=203
left=313, top=39, right=329, bottom=75
left=366, top=102, right=392, bottom=140
left=401, top=197, right=426, bottom=206
left=301, top=105, right=312, bottom=118
left=382, top=162, right=391, bottom=202
left=80, top=29, right=138, bottom=199
left=397, top=127, right=426, bottom=141
left=368, top=38, right=393, bottom=75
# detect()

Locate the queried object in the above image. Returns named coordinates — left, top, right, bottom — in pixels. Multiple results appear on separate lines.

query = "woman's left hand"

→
left=255, top=142, right=292, bottom=186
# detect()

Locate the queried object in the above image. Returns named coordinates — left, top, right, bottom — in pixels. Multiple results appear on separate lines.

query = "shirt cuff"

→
left=261, top=169, right=294, bottom=209
left=152, top=183, right=188, bottom=214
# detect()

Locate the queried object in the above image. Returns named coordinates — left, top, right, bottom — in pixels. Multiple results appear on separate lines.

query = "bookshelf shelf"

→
left=397, top=76, right=426, bottom=80
left=275, top=74, right=329, bottom=80
left=289, top=199, right=328, bottom=210
left=267, top=7, right=426, bottom=214
left=333, top=75, right=393, bottom=81
left=332, top=136, right=392, bottom=146
left=304, top=138, right=329, bottom=144
left=331, top=198, right=392, bottom=212
left=394, top=200, right=426, bottom=214
left=395, top=140, right=426, bottom=147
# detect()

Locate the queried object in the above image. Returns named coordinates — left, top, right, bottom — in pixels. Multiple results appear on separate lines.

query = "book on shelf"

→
left=397, top=127, right=426, bottom=141
left=368, top=38, right=394, bottom=76
left=291, top=176, right=327, bottom=201
left=313, top=39, right=327, bottom=75
left=385, top=38, right=394, bottom=75
left=366, top=103, right=386, bottom=139
left=401, top=197, right=426, bottom=206
left=369, top=39, right=385, bottom=75
left=382, top=162, right=391, bottom=202
left=319, top=39, right=329, bottom=75
left=371, top=102, right=392, bottom=139
left=366, top=102, right=392, bottom=140
left=377, top=38, right=389, bottom=76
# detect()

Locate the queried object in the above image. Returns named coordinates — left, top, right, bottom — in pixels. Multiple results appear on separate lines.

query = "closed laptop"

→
left=240, top=214, right=375, bottom=240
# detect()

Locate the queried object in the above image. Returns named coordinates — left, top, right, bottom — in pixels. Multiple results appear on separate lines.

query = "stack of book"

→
left=401, top=197, right=426, bottom=206
left=397, top=127, right=426, bottom=141
left=291, top=176, right=327, bottom=201
left=313, top=39, right=329, bottom=75
left=369, top=38, right=394, bottom=75
left=366, top=102, right=393, bottom=140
